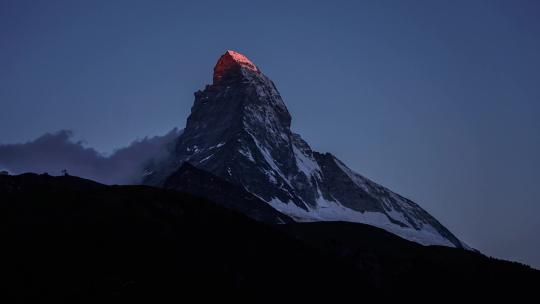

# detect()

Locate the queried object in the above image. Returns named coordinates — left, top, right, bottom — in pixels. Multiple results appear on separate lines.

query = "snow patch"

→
left=293, top=144, right=321, bottom=180
left=238, top=146, right=255, bottom=162
left=246, top=129, right=291, bottom=187
left=266, top=193, right=455, bottom=247
left=199, top=154, right=214, bottom=164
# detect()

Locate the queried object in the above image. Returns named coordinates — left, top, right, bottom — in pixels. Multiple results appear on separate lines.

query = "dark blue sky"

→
left=1, top=0, right=539, bottom=268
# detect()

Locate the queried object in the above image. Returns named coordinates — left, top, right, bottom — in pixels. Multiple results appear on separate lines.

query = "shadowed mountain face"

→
left=2, top=173, right=538, bottom=301
left=143, top=50, right=466, bottom=248
left=163, top=163, right=294, bottom=223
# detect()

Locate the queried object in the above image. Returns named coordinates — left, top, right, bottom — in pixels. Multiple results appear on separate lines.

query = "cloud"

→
left=0, top=128, right=182, bottom=184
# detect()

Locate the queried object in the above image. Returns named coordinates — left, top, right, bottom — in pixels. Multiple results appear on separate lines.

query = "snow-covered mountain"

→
left=144, top=50, right=467, bottom=248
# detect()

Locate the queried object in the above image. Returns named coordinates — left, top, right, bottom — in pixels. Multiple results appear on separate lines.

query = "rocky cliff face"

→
left=144, top=50, right=467, bottom=248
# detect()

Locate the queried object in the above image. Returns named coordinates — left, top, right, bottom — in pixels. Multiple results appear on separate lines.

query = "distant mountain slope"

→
left=2, top=173, right=538, bottom=301
left=144, top=50, right=466, bottom=248
left=278, top=222, right=537, bottom=293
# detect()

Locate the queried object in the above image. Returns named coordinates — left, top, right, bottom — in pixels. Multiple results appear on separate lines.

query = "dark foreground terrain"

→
left=2, top=173, right=538, bottom=302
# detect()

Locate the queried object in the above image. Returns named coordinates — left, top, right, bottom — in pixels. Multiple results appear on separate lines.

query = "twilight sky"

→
left=1, top=0, right=539, bottom=268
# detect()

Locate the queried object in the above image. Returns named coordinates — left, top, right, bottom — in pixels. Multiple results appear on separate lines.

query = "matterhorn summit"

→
left=144, top=50, right=467, bottom=248
left=213, top=50, right=259, bottom=81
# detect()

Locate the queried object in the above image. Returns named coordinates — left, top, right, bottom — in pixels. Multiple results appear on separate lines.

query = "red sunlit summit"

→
left=213, top=50, right=259, bottom=83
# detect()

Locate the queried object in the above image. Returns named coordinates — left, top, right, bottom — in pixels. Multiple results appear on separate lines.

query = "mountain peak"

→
left=145, top=51, right=468, bottom=250
left=214, top=50, right=259, bottom=83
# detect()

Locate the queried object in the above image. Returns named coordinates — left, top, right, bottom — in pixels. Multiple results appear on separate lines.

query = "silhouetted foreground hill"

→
left=2, top=173, right=538, bottom=302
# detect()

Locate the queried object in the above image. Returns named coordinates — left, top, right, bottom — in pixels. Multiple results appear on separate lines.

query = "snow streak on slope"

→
left=266, top=197, right=454, bottom=247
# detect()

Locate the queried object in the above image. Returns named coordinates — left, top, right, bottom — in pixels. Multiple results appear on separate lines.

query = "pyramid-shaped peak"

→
left=144, top=50, right=468, bottom=250
left=214, top=50, right=259, bottom=82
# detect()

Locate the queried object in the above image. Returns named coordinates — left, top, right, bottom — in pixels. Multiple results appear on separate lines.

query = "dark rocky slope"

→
left=2, top=173, right=538, bottom=301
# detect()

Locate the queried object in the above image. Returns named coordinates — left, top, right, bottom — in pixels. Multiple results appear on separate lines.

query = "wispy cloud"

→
left=0, top=128, right=182, bottom=184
